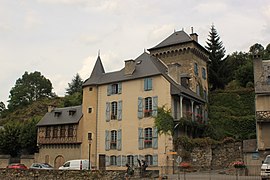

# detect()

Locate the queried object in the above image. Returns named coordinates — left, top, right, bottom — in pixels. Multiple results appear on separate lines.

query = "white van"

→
left=59, top=159, right=91, bottom=170
left=261, top=155, right=270, bottom=180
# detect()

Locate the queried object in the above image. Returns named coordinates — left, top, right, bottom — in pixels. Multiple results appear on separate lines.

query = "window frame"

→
left=110, top=156, right=117, bottom=166
left=144, top=128, right=153, bottom=148
left=110, top=130, right=117, bottom=150
left=111, top=101, right=118, bottom=120
left=194, top=63, right=198, bottom=76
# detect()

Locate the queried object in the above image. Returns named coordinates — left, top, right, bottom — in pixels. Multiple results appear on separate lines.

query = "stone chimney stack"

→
left=48, top=105, right=55, bottom=112
left=124, top=59, right=135, bottom=75
left=190, top=27, right=198, bottom=42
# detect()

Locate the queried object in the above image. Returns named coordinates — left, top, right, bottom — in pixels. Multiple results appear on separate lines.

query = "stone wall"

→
left=180, top=141, right=243, bottom=169
left=0, top=169, right=159, bottom=180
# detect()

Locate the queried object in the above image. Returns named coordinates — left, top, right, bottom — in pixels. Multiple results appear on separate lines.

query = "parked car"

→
left=59, top=159, right=91, bottom=170
left=261, top=155, right=270, bottom=180
left=29, top=163, right=54, bottom=170
left=6, top=163, right=28, bottom=169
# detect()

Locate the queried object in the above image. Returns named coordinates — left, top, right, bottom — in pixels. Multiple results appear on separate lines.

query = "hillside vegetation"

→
left=208, top=88, right=256, bottom=140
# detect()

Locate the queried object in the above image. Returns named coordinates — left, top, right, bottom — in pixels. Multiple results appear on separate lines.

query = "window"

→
left=145, top=155, right=153, bottom=166
left=111, top=101, right=117, bottom=120
left=144, top=78, right=152, bottom=91
left=194, top=63, right=198, bottom=76
left=68, top=125, right=73, bottom=137
left=202, top=67, right=206, bottom=79
left=267, top=76, right=270, bottom=85
left=110, top=156, right=117, bottom=165
left=144, top=97, right=152, bottom=117
left=60, top=126, right=65, bottom=138
left=52, top=126, right=58, bottom=138
left=89, top=87, right=93, bottom=91
left=138, top=127, right=158, bottom=149
left=106, top=101, right=122, bottom=121
left=144, top=128, right=152, bottom=148
left=88, top=107, right=92, bottom=113
left=127, top=155, right=134, bottom=166
left=110, top=130, right=117, bottom=150
left=105, top=129, right=122, bottom=151
left=107, top=83, right=122, bottom=95
left=45, top=127, right=51, bottom=138
left=138, top=96, right=158, bottom=118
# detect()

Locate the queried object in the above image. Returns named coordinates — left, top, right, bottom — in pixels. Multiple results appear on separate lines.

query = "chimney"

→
left=124, top=59, right=135, bottom=75
left=190, top=27, right=198, bottom=42
left=48, top=105, right=55, bottom=112
left=168, top=63, right=181, bottom=83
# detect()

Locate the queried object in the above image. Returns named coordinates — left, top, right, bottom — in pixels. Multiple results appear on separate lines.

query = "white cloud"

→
left=24, top=10, right=42, bottom=30
left=79, top=34, right=99, bottom=45
left=194, top=1, right=228, bottom=14
left=148, top=24, right=175, bottom=43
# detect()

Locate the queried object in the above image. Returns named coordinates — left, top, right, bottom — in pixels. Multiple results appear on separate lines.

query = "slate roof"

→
left=83, top=52, right=205, bottom=103
left=37, top=106, right=82, bottom=126
left=147, top=30, right=209, bottom=55
left=148, top=30, right=193, bottom=50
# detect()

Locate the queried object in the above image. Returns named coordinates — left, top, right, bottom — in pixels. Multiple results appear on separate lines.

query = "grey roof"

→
left=37, top=106, right=82, bottom=126
left=83, top=52, right=205, bottom=103
left=83, top=52, right=164, bottom=86
left=148, top=30, right=193, bottom=50
left=147, top=30, right=209, bottom=56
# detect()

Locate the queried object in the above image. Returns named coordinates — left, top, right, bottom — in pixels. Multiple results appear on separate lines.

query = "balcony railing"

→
left=38, top=136, right=81, bottom=145
left=256, top=111, right=270, bottom=122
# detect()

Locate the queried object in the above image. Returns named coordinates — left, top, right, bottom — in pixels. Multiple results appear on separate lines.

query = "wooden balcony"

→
left=256, top=111, right=270, bottom=122
left=38, top=136, right=82, bottom=145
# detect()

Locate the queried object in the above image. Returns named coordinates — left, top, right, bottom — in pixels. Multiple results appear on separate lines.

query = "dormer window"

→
left=68, top=109, right=76, bottom=116
left=54, top=111, right=61, bottom=117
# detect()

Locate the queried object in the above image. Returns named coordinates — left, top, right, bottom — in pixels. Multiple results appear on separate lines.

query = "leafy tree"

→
left=66, top=73, right=83, bottom=95
left=63, top=92, right=82, bottom=107
left=0, top=102, right=5, bottom=112
left=19, top=117, right=40, bottom=154
left=0, top=121, right=21, bottom=157
left=249, top=43, right=264, bottom=55
left=264, top=43, right=270, bottom=59
left=205, top=25, right=227, bottom=90
left=235, top=61, right=254, bottom=87
left=226, top=52, right=253, bottom=87
left=8, top=71, right=54, bottom=110
left=154, top=106, right=174, bottom=135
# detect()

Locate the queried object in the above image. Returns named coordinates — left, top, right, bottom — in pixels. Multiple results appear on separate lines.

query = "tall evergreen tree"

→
left=205, top=25, right=226, bottom=90
left=66, top=73, right=83, bottom=95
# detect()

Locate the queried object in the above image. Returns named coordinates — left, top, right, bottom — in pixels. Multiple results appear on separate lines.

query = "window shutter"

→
left=122, top=155, right=127, bottom=166
left=152, top=127, right=158, bottom=149
left=117, top=100, right=122, bottom=120
left=118, top=82, right=122, bottom=94
left=138, top=128, right=144, bottom=150
left=152, top=96, right=158, bottom=117
left=148, top=78, right=152, bottom=90
left=105, top=130, right=110, bottom=151
left=117, top=155, right=121, bottom=166
left=117, top=129, right=122, bottom=151
left=153, top=154, right=158, bottom=166
left=144, top=79, right=147, bottom=91
left=107, top=85, right=112, bottom=96
left=106, top=102, right=110, bottom=121
left=106, top=155, right=110, bottom=166
left=138, top=97, right=143, bottom=119
left=134, top=155, right=139, bottom=166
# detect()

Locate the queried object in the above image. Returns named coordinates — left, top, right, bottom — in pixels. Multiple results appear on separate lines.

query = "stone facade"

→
left=253, top=55, right=270, bottom=150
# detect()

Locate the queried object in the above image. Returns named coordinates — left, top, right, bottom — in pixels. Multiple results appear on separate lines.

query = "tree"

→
left=19, top=117, right=39, bottom=154
left=154, top=106, right=174, bottom=136
left=66, top=73, right=83, bottom=95
left=205, top=25, right=227, bottom=90
left=249, top=43, right=264, bottom=55
left=8, top=71, right=53, bottom=110
left=0, top=121, right=21, bottom=157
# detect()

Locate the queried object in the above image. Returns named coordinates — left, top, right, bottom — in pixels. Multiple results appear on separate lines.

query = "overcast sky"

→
left=1, top=0, right=270, bottom=106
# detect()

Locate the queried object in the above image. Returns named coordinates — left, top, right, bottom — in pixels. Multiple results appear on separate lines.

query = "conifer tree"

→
left=205, top=25, right=226, bottom=90
left=66, top=73, right=83, bottom=95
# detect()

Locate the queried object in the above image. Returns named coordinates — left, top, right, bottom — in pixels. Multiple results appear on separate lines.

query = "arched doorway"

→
left=54, top=155, right=65, bottom=169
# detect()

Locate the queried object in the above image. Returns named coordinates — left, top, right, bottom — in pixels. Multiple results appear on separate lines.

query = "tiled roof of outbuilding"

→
left=37, top=106, right=82, bottom=126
